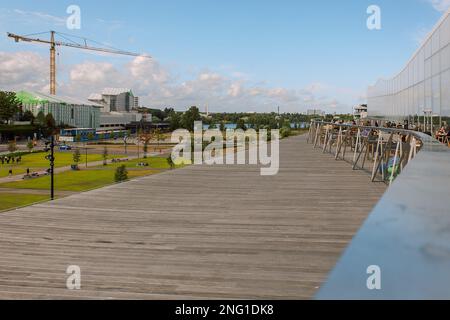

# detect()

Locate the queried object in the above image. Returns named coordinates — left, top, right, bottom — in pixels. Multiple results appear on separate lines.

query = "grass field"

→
left=0, top=156, right=178, bottom=192
left=0, top=193, right=50, bottom=212
left=0, top=150, right=125, bottom=178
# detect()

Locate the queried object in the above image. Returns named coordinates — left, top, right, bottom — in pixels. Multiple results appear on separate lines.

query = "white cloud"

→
left=13, top=9, right=65, bottom=25
left=427, top=0, right=450, bottom=12
left=0, top=50, right=357, bottom=113
left=0, top=51, right=48, bottom=92
left=0, top=8, right=65, bottom=26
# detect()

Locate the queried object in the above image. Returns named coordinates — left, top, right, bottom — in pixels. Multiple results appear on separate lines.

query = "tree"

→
left=8, top=141, right=17, bottom=153
left=87, top=132, right=95, bottom=141
left=139, top=132, right=153, bottom=158
left=75, top=133, right=82, bottom=142
left=154, top=128, right=164, bottom=152
left=21, top=110, right=35, bottom=123
left=114, top=165, right=128, bottom=182
left=152, top=116, right=162, bottom=123
left=73, top=148, right=81, bottom=166
left=45, top=113, right=56, bottom=134
left=220, top=122, right=225, bottom=132
left=164, top=107, right=174, bottom=117
left=236, top=118, right=246, bottom=131
left=181, top=106, right=201, bottom=131
left=102, top=146, right=108, bottom=166
left=35, top=111, right=46, bottom=128
left=143, top=140, right=149, bottom=159
left=27, top=140, right=34, bottom=153
left=168, top=111, right=181, bottom=131
left=0, top=91, right=20, bottom=124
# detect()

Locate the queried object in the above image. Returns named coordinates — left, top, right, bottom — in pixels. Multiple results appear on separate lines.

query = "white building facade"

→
left=367, top=9, right=450, bottom=120
left=88, top=88, right=144, bottom=130
left=88, top=88, right=136, bottom=113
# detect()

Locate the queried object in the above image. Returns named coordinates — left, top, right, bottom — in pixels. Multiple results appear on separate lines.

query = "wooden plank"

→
left=0, top=135, right=386, bottom=299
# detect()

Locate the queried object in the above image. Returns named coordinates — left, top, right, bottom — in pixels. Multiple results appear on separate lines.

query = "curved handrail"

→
left=311, top=120, right=450, bottom=299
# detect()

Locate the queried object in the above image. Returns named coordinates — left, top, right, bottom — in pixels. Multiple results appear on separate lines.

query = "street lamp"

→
left=44, top=136, right=55, bottom=200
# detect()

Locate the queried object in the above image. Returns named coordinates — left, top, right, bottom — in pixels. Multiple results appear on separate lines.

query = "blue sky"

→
left=0, top=0, right=448, bottom=113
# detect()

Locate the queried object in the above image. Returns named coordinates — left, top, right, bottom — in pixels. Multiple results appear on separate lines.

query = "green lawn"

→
left=0, top=151, right=124, bottom=178
left=0, top=193, right=50, bottom=211
left=0, top=156, right=180, bottom=192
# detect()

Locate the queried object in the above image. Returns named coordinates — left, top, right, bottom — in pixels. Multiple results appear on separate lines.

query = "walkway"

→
left=0, top=135, right=386, bottom=299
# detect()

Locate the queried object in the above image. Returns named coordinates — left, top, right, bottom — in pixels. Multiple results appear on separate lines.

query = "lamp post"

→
left=44, top=136, right=55, bottom=200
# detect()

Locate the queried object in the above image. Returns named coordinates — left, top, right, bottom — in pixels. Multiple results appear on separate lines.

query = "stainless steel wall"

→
left=368, top=10, right=450, bottom=120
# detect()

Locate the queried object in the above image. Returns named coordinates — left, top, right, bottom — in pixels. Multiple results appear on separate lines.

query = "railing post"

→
left=314, top=123, right=321, bottom=148
left=353, top=128, right=361, bottom=165
left=323, top=126, right=329, bottom=153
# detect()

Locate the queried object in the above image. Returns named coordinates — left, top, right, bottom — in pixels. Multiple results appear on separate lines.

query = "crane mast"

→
left=50, top=31, right=56, bottom=95
left=7, top=31, right=151, bottom=95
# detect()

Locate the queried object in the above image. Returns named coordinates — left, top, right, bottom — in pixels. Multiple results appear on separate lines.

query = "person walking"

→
left=8, top=169, right=12, bottom=177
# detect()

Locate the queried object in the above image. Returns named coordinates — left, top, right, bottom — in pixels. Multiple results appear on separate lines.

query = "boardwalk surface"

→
left=0, top=135, right=386, bottom=299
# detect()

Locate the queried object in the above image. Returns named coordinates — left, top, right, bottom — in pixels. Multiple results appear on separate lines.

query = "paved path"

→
left=0, top=135, right=386, bottom=299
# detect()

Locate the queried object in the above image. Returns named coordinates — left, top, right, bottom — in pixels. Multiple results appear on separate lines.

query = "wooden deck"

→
left=0, top=135, right=386, bottom=299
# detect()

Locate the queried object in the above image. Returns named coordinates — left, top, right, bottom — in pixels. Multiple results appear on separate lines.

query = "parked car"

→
left=59, top=145, right=72, bottom=151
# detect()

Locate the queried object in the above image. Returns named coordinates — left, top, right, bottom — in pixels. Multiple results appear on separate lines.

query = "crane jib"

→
left=6, top=31, right=151, bottom=95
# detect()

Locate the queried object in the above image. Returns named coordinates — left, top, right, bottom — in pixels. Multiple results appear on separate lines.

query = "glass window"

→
left=425, top=39, right=432, bottom=59
left=442, top=45, right=450, bottom=71
left=432, top=52, right=441, bottom=76
left=425, top=78, right=432, bottom=110
left=418, top=49, right=425, bottom=81
left=441, top=69, right=450, bottom=116
left=432, top=29, right=440, bottom=55
left=425, top=58, right=432, bottom=79
left=440, top=17, right=450, bottom=48
left=432, top=75, right=441, bottom=114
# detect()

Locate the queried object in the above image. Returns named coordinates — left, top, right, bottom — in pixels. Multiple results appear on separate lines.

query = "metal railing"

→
left=310, top=120, right=450, bottom=299
left=306, top=121, right=438, bottom=185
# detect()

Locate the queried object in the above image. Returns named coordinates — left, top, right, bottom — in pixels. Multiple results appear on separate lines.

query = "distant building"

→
left=99, top=112, right=143, bottom=130
left=88, top=88, right=144, bottom=131
left=307, top=109, right=325, bottom=116
left=88, top=88, right=135, bottom=113
left=16, top=91, right=101, bottom=129
left=354, top=104, right=368, bottom=120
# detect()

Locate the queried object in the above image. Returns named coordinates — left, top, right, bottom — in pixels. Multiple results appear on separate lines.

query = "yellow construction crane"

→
left=7, top=30, right=151, bottom=95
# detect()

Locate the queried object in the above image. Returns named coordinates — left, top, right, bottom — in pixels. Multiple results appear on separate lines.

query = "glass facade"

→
left=367, top=11, right=450, bottom=120
left=24, top=102, right=100, bottom=129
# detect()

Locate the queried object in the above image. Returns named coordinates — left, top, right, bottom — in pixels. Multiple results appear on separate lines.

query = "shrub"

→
left=73, top=148, right=81, bottom=165
left=114, top=165, right=128, bottom=182
left=8, top=141, right=17, bottom=153
left=280, top=127, right=292, bottom=139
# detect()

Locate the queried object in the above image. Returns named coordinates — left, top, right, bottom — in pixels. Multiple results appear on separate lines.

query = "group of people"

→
left=435, top=125, right=450, bottom=143
left=0, top=155, right=31, bottom=177
left=2, top=167, right=32, bottom=178
left=1, top=155, right=22, bottom=165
